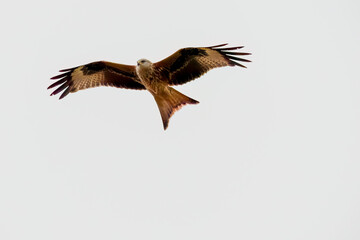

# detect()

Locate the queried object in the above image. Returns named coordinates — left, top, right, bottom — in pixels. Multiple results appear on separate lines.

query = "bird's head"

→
left=137, top=59, right=152, bottom=68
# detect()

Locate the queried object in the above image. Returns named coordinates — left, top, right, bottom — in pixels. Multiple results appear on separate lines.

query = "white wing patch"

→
left=71, top=67, right=105, bottom=92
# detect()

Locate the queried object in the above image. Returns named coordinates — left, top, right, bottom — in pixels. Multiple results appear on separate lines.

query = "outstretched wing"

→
left=48, top=61, right=145, bottom=99
left=154, top=43, right=251, bottom=86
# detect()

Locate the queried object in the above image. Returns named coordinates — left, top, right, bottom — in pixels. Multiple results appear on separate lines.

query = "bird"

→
left=48, top=43, right=251, bottom=130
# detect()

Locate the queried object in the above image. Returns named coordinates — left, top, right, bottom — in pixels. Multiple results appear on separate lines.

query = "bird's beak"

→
left=137, top=62, right=140, bottom=66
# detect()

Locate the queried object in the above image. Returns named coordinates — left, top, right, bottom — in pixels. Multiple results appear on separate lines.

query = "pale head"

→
left=137, top=59, right=152, bottom=68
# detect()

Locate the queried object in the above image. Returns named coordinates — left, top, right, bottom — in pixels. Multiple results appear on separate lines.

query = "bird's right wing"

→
left=154, top=44, right=251, bottom=86
left=48, top=61, right=145, bottom=99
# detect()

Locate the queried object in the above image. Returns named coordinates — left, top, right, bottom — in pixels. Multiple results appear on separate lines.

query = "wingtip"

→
left=50, top=72, right=68, bottom=80
left=217, top=46, right=244, bottom=51
left=59, top=67, right=76, bottom=72
left=207, top=43, right=228, bottom=48
left=230, top=61, right=247, bottom=68
left=210, top=44, right=251, bottom=68
left=59, top=87, right=71, bottom=99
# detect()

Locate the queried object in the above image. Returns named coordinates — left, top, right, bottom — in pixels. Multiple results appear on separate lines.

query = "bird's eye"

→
left=141, top=60, right=146, bottom=63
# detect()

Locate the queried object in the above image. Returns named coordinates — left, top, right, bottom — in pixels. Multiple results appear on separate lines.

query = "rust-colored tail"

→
left=153, top=87, right=199, bottom=130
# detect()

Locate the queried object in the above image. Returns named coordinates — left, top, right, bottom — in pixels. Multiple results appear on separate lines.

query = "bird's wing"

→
left=154, top=43, right=251, bottom=86
left=48, top=61, right=145, bottom=99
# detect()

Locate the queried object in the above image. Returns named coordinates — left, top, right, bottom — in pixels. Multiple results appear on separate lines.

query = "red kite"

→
left=48, top=44, right=251, bottom=130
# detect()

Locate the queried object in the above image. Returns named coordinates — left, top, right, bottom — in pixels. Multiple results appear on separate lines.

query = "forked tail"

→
left=153, top=87, right=199, bottom=130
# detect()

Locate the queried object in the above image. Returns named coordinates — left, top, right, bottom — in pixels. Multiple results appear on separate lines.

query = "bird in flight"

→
left=48, top=43, right=251, bottom=130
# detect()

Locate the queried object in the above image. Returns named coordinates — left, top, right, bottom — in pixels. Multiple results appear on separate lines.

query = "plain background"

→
left=1, top=0, right=359, bottom=239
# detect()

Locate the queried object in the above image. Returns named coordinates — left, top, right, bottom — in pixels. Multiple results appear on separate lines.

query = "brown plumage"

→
left=48, top=43, right=251, bottom=130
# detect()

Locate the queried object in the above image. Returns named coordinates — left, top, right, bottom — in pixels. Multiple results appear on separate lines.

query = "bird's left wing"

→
left=154, top=44, right=251, bottom=86
left=48, top=61, right=145, bottom=99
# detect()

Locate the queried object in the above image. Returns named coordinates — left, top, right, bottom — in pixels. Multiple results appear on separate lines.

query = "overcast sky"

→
left=1, top=0, right=359, bottom=239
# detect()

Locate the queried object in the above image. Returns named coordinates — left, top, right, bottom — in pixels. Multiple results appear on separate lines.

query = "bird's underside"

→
left=48, top=43, right=251, bottom=130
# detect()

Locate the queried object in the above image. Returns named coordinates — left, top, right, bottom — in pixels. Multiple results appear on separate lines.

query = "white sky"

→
left=1, top=0, right=360, bottom=239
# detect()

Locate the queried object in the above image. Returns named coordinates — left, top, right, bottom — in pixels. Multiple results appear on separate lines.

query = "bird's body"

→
left=48, top=44, right=251, bottom=130
left=135, top=59, right=162, bottom=94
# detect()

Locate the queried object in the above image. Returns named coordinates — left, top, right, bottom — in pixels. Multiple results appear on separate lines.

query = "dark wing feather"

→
left=48, top=61, right=145, bottom=99
left=154, top=44, right=251, bottom=86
